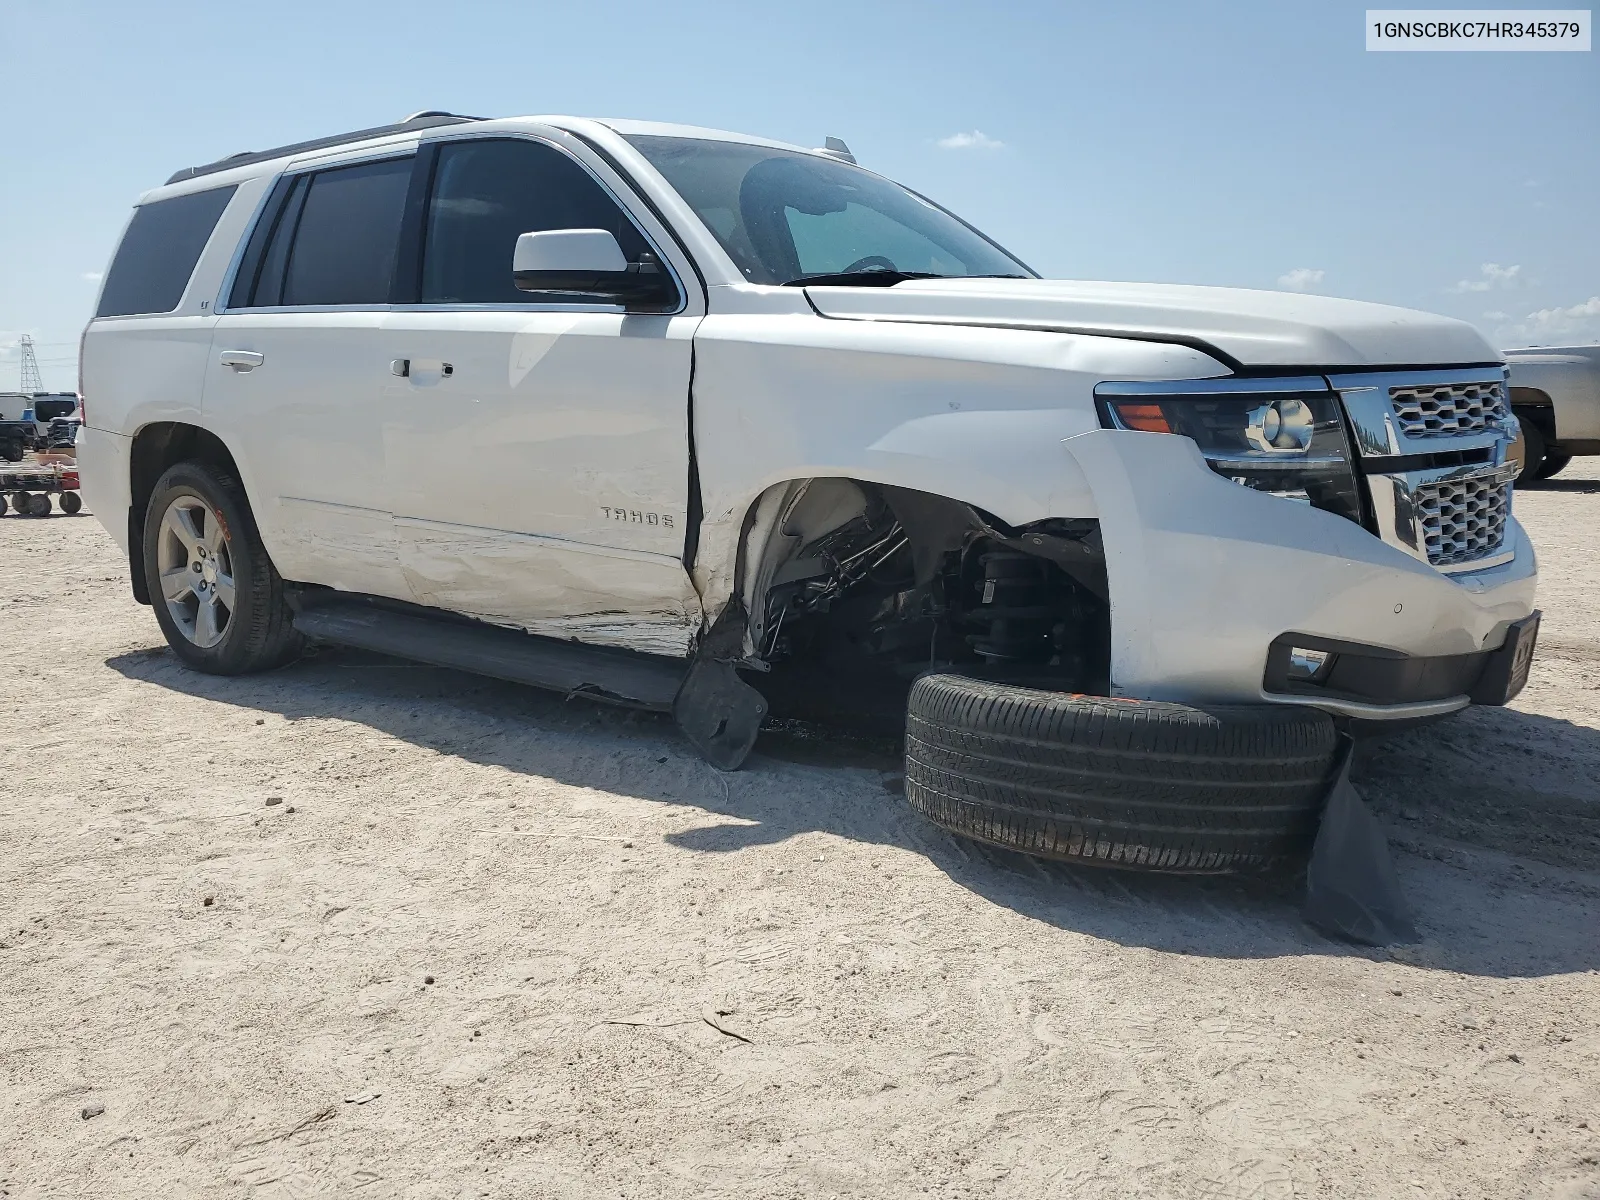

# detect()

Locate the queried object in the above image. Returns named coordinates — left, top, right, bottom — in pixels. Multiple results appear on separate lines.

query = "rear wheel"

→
left=1515, top=412, right=1548, bottom=484
left=143, top=461, right=303, bottom=674
left=904, top=674, right=1339, bottom=872
left=1535, top=452, right=1572, bottom=480
left=59, top=491, right=83, bottom=514
left=2, top=439, right=21, bottom=463
left=13, top=491, right=34, bottom=515
left=28, top=493, right=51, bottom=516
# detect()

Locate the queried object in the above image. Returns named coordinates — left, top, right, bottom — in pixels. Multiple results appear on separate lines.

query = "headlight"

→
left=1096, top=377, right=1364, bottom=526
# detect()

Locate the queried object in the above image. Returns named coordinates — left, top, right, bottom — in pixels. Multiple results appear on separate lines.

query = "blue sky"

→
left=2, top=0, right=1595, bottom=390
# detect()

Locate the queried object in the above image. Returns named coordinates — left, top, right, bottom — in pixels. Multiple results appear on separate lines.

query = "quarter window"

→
left=96, top=185, right=237, bottom=317
left=420, top=139, right=654, bottom=305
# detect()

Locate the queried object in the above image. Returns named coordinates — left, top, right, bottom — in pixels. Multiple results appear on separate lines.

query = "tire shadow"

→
left=106, top=643, right=1600, bottom=981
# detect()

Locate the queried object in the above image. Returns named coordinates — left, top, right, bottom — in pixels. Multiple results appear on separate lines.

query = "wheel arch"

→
left=127, top=422, right=246, bottom=605
left=701, top=472, right=1107, bottom=664
left=1510, top=387, right=1557, bottom=443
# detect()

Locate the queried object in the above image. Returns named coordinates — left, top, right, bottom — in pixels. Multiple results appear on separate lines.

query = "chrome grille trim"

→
left=1389, top=380, right=1508, bottom=438
left=1416, top=473, right=1511, bottom=566
left=1327, top=367, right=1517, bottom=575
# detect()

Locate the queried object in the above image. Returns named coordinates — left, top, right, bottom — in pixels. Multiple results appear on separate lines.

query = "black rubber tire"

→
left=1516, top=413, right=1548, bottom=484
left=59, top=490, right=83, bottom=514
left=13, top=491, right=34, bottom=516
left=1535, top=452, right=1572, bottom=481
left=29, top=492, right=52, bottom=516
left=904, top=674, right=1340, bottom=873
left=2, top=440, right=21, bottom=463
left=0, top=493, right=7, bottom=516
left=143, top=461, right=303, bottom=675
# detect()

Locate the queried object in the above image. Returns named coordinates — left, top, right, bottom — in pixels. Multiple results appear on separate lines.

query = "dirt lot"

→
left=3, top=473, right=1598, bottom=1200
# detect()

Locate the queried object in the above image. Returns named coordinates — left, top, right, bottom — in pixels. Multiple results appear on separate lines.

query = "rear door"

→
left=204, top=148, right=416, bottom=598
left=379, top=132, right=704, bottom=656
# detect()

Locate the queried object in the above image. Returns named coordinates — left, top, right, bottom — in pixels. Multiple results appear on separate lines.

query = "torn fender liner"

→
left=1304, top=743, right=1420, bottom=947
left=673, top=659, right=767, bottom=771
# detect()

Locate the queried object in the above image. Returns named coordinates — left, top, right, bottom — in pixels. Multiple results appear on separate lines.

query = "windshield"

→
left=624, top=135, right=1033, bottom=286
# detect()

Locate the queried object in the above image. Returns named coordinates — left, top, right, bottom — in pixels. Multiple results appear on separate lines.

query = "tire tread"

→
left=903, top=674, right=1337, bottom=872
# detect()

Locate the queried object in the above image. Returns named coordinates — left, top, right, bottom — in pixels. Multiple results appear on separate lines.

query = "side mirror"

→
left=512, top=229, right=674, bottom=309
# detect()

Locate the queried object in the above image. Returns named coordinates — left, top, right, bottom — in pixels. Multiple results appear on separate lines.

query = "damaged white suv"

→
left=79, top=113, right=1539, bottom=871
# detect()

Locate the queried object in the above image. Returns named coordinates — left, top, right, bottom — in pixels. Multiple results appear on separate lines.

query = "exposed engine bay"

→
left=740, top=480, right=1111, bottom=729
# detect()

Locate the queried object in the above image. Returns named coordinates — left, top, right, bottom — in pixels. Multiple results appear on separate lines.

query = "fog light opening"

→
left=1287, top=647, right=1335, bottom=683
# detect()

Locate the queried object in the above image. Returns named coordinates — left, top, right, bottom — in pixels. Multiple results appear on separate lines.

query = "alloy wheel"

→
left=156, top=495, right=236, bottom=649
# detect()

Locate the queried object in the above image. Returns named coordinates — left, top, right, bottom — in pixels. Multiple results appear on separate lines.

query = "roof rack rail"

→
left=164, top=111, right=486, bottom=186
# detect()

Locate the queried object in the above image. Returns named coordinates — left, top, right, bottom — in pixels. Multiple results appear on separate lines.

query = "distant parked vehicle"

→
left=1505, top=345, right=1600, bottom=481
left=45, top=416, right=81, bottom=449
left=0, top=393, right=30, bottom=423
left=0, top=419, right=36, bottom=462
left=0, top=392, right=82, bottom=443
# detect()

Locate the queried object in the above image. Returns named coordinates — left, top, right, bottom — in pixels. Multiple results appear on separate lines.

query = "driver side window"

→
left=421, top=139, right=652, bottom=305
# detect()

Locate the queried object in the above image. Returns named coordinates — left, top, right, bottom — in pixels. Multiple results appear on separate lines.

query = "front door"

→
left=204, top=150, right=416, bottom=600
left=380, top=134, right=704, bottom=656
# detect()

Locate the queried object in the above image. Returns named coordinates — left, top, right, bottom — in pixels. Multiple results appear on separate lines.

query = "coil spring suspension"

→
left=966, top=549, right=1064, bottom=662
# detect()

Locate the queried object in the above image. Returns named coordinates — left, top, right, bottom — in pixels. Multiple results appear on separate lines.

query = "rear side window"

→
left=96, top=185, right=237, bottom=317
left=420, top=139, right=652, bottom=305
left=233, top=156, right=412, bottom=308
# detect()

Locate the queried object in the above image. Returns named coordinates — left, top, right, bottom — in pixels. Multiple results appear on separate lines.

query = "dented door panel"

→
left=380, top=309, right=703, bottom=653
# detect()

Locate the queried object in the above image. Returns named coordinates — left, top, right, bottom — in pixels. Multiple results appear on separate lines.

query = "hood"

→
left=803, top=278, right=1500, bottom=370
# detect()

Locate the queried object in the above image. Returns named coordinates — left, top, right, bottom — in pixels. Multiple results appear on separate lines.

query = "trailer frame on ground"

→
left=1, top=463, right=83, bottom=517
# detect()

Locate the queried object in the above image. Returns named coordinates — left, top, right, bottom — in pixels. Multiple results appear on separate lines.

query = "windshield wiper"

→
left=782, top=270, right=1032, bottom=287
left=782, top=270, right=947, bottom=287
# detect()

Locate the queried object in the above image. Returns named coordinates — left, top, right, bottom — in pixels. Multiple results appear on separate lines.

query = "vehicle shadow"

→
left=106, top=643, right=1600, bottom=981
left=1520, top=475, right=1600, bottom=494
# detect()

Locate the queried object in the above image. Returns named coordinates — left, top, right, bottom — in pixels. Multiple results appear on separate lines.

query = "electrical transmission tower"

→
left=18, top=334, right=44, bottom=393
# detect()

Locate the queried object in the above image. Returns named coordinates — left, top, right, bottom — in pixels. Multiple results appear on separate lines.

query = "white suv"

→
left=79, top=112, right=1539, bottom=870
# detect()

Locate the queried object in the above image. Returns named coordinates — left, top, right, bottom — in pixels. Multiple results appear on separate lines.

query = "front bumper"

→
left=1263, top=610, right=1538, bottom=711
left=1062, top=428, right=1538, bottom=723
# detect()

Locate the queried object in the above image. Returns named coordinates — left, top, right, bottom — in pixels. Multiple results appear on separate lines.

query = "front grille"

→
left=1416, top=474, right=1510, bottom=566
left=1389, top=380, right=1508, bottom=437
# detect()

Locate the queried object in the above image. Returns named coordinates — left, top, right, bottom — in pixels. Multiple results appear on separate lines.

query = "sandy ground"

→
left=3, top=471, right=1599, bottom=1200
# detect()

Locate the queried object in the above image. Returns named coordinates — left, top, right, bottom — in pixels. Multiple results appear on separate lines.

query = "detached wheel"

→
left=143, top=461, right=303, bottom=675
left=904, top=675, right=1339, bottom=872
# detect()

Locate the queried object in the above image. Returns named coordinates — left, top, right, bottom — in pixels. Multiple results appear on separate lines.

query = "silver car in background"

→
left=1506, top=344, right=1600, bottom=481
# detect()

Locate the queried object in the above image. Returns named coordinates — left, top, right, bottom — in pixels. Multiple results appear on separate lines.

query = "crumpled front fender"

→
left=1061, top=428, right=1538, bottom=711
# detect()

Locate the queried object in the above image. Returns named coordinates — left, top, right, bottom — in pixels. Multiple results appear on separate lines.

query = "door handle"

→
left=220, top=350, right=264, bottom=372
left=392, top=359, right=453, bottom=379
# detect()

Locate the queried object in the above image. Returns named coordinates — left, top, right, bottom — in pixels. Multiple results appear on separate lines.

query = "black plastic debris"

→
left=673, top=658, right=767, bottom=771
left=1304, top=742, right=1420, bottom=946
